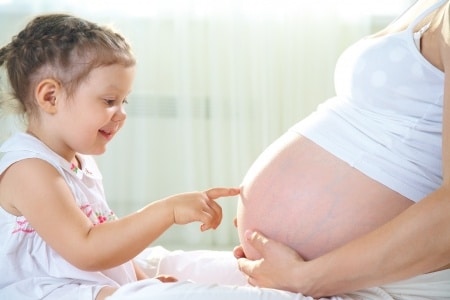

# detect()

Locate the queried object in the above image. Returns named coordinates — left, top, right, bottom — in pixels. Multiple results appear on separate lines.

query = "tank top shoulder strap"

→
left=407, top=0, right=448, bottom=30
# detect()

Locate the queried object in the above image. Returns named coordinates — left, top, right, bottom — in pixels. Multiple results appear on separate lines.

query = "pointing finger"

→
left=204, top=187, right=240, bottom=200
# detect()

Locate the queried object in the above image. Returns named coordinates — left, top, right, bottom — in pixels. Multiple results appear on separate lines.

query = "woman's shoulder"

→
left=372, top=0, right=447, bottom=38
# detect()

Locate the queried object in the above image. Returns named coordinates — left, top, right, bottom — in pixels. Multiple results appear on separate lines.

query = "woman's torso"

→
left=237, top=0, right=448, bottom=264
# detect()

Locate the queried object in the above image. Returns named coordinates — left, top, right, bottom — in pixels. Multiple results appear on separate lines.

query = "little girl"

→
left=0, top=14, right=240, bottom=299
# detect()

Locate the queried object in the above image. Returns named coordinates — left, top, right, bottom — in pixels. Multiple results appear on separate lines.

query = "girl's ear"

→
left=35, top=79, right=61, bottom=114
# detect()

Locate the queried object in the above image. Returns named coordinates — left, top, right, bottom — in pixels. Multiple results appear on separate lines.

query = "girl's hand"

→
left=167, top=187, right=240, bottom=231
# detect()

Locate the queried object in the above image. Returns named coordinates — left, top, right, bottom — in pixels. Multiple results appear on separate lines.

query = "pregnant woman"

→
left=236, top=0, right=450, bottom=298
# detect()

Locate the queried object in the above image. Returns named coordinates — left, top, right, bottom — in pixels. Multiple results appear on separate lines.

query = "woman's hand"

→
left=235, top=230, right=307, bottom=293
left=167, top=187, right=240, bottom=231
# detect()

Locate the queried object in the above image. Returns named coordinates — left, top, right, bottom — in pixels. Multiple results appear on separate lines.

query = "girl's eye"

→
left=103, top=98, right=128, bottom=106
left=104, top=99, right=115, bottom=106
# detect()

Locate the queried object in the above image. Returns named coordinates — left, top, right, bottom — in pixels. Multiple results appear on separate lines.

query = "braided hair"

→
left=0, top=14, right=135, bottom=118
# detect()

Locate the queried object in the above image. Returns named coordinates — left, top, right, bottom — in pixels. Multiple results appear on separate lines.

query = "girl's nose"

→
left=112, top=105, right=127, bottom=122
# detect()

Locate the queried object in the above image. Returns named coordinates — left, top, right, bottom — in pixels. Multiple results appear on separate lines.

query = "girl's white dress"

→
left=0, top=133, right=136, bottom=299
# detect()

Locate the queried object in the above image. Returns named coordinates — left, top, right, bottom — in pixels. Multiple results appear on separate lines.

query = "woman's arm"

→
left=305, top=189, right=450, bottom=297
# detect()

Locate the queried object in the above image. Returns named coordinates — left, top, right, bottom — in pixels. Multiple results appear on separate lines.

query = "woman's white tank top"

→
left=292, top=0, right=447, bottom=201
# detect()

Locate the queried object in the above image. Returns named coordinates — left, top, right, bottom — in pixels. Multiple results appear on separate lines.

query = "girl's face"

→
left=56, top=64, right=135, bottom=159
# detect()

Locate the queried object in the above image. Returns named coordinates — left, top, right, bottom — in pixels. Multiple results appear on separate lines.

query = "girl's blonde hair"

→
left=0, top=14, right=136, bottom=120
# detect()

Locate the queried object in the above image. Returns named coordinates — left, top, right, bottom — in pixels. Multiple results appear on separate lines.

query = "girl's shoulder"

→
left=0, top=133, right=62, bottom=175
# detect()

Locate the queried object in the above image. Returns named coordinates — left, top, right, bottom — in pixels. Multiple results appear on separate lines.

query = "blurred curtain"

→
left=0, top=0, right=412, bottom=249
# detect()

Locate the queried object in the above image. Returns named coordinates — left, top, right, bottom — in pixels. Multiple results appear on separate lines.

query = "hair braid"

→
left=0, top=43, right=12, bottom=67
left=0, top=13, right=135, bottom=119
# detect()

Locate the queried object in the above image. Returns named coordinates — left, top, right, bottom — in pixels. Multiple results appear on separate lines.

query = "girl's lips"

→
left=99, top=124, right=120, bottom=140
left=99, top=129, right=114, bottom=140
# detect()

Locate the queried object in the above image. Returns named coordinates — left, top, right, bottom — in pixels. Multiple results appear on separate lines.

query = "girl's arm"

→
left=1, top=158, right=239, bottom=271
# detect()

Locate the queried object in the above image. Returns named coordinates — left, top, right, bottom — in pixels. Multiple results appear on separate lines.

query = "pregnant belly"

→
left=237, top=131, right=413, bottom=261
